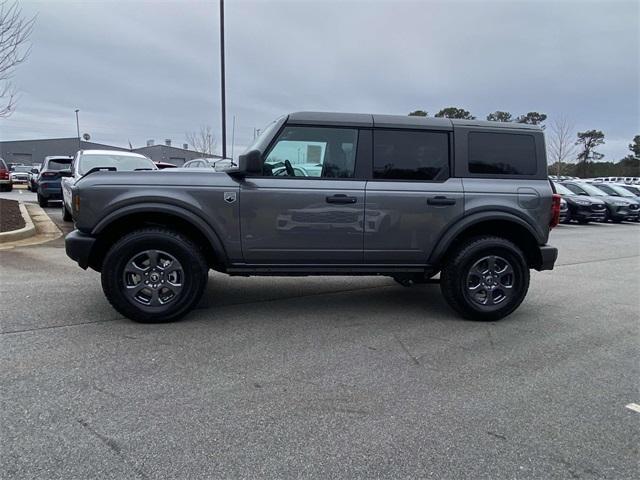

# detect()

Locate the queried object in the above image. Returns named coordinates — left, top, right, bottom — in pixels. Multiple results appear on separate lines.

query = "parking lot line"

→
left=625, top=403, right=640, bottom=414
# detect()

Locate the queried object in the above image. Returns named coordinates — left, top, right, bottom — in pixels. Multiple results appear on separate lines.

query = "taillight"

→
left=0, top=169, right=8, bottom=179
left=550, top=193, right=561, bottom=229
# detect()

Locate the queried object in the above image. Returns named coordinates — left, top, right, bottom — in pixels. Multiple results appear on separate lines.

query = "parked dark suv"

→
left=65, top=112, right=559, bottom=323
left=553, top=182, right=607, bottom=223
left=561, top=180, right=639, bottom=222
left=36, top=156, right=73, bottom=207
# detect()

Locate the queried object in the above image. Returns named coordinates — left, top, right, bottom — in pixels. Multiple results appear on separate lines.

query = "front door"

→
left=240, top=125, right=365, bottom=264
left=364, top=128, right=464, bottom=264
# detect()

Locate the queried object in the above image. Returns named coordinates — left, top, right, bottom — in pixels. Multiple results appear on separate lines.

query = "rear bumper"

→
left=536, top=245, right=558, bottom=271
left=65, top=230, right=96, bottom=270
left=38, top=181, right=62, bottom=197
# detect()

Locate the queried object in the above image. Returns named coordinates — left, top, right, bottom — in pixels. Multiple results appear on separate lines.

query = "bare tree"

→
left=0, top=0, right=35, bottom=118
left=185, top=125, right=217, bottom=157
left=548, top=116, right=577, bottom=176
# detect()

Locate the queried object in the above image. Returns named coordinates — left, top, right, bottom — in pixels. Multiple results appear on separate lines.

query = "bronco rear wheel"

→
left=440, top=236, right=530, bottom=321
left=101, top=228, right=208, bottom=323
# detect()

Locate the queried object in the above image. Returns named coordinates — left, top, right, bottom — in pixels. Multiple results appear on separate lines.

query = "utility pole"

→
left=75, top=109, right=80, bottom=150
left=219, top=0, right=227, bottom=159
left=231, top=114, right=236, bottom=164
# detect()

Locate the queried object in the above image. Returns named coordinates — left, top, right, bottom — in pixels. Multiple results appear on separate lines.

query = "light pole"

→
left=219, top=0, right=227, bottom=159
left=74, top=109, right=80, bottom=150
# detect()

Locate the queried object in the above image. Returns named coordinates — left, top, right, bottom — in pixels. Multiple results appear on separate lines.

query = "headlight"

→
left=574, top=199, right=590, bottom=206
left=613, top=201, right=628, bottom=207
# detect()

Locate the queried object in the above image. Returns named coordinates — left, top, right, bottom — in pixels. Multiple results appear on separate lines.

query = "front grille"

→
left=591, top=204, right=606, bottom=211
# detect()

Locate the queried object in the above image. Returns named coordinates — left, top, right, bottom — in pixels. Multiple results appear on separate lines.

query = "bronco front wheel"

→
left=101, top=228, right=209, bottom=323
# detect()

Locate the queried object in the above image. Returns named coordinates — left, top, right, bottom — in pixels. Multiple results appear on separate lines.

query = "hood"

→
left=563, top=194, right=606, bottom=206
left=599, top=195, right=635, bottom=205
left=77, top=168, right=237, bottom=189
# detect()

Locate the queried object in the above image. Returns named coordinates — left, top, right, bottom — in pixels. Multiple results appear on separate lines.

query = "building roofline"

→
left=133, top=144, right=221, bottom=157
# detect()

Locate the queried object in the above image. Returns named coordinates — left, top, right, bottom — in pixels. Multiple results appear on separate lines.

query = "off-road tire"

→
left=101, top=227, right=209, bottom=323
left=440, top=236, right=530, bottom=321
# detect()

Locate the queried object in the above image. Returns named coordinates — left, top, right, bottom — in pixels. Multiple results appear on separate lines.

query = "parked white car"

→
left=61, top=150, right=157, bottom=221
left=9, top=165, right=31, bottom=184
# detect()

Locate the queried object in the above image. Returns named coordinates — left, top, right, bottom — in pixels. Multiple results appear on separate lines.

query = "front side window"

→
left=263, top=126, right=358, bottom=178
left=468, top=132, right=536, bottom=175
left=373, top=129, right=449, bottom=181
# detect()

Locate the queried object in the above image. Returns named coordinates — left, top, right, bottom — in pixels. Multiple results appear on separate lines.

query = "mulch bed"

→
left=0, top=199, right=25, bottom=233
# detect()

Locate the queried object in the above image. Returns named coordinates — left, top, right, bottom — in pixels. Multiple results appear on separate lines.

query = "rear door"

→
left=240, top=125, right=366, bottom=264
left=364, top=127, right=464, bottom=264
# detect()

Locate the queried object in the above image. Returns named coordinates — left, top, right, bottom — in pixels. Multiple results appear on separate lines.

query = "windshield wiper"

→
left=83, top=166, right=117, bottom=177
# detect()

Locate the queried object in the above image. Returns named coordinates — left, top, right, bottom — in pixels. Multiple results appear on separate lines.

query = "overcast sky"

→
left=2, top=0, right=638, bottom=161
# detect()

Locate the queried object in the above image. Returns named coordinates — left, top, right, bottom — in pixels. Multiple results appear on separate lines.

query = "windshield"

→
left=591, top=183, right=622, bottom=197
left=46, top=160, right=71, bottom=171
left=604, top=184, right=636, bottom=197
left=554, top=183, right=574, bottom=195
left=78, top=154, right=155, bottom=175
left=567, top=182, right=607, bottom=196
left=242, top=116, right=286, bottom=155
left=13, top=166, right=31, bottom=173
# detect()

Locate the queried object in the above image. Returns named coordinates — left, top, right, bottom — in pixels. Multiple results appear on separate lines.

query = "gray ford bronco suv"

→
left=65, top=112, right=559, bottom=323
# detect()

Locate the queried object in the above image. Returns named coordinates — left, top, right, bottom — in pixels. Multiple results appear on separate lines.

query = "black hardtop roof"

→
left=287, top=111, right=541, bottom=131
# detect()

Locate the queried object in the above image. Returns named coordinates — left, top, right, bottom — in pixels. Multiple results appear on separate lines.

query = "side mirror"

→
left=31, top=168, right=38, bottom=174
left=229, top=150, right=262, bottom=178
left=60, top=169, right=73, bottom=177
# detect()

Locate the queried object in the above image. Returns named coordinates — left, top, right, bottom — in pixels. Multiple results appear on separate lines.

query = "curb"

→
left=0, top=202, right=36, bottom=243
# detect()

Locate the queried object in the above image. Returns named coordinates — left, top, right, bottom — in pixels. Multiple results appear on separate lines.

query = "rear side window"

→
left=373, top=130, right=449, bottom=181
left=0, top=158, right=8, bottom=169
left=468, top=132, right=536, bottom=175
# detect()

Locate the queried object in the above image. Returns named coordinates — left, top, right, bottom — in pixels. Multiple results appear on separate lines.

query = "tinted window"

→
left=264, top=126, right=358, bottom=178
left=468, top=132, right=536, bottom=175
left=46, top=160, right=71, bottom=171
left=373, top=130, right=449, bottom=181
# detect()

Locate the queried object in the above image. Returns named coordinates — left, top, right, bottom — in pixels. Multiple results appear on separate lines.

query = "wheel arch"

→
left=429, top=212, right=545, bottom=270
left=88, top=204, right=229, bottom=271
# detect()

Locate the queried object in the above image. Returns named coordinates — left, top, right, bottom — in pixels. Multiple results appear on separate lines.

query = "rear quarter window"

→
left=468, top=132, right=536, bottom=175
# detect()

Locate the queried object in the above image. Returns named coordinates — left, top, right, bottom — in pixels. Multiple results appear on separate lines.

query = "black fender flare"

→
left=91, top=202, right=229, bottom=266
left=428, top=210, right=544, bottom=266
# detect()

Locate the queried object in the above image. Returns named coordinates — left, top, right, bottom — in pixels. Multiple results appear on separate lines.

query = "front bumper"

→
left=536, top=245, right=558, bottom=271
left=65, top=230, right=97, bottom=270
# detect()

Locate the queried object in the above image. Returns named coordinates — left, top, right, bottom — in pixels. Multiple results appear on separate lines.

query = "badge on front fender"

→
left=224, top=192, right=236, bottom=204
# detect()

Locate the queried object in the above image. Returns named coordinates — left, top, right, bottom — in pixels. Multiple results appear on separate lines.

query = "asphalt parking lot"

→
left=1, top=189, right=639, bottom=479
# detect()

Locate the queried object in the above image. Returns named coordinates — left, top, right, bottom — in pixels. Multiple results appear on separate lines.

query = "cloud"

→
left=2, top=0, right=638, bottom=161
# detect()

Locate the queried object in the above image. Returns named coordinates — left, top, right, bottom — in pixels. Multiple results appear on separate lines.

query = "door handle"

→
left=427, top=196, right=456, bottom=206
left=326, top=194, right=357, bottom=204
